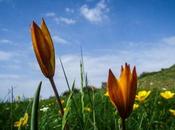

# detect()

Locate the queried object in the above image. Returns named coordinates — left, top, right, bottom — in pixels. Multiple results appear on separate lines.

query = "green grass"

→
left=1, top=65, right=175, bottom=130
left=1, top=88, right=175, bottom=130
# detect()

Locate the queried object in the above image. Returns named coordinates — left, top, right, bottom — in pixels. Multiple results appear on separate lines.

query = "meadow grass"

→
left=1, top=87, right=175, bottom=130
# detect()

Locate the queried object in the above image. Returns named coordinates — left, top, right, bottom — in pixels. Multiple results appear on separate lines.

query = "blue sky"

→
left=0, top=0, right=175, bottom=99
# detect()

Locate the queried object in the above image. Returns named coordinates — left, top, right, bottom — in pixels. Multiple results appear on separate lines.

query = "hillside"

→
left=138, top=64, right=175, bottom=89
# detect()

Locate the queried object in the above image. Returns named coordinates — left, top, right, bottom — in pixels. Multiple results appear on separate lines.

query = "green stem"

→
left=122, top=118, right=126, bottom=130
left=49, top=77, right=64, bottom=117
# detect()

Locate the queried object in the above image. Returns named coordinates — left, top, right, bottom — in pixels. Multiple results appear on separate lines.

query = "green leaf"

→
left=30, top=81, right=42, bottom=130
left=61, top=81, right=75, bottom=130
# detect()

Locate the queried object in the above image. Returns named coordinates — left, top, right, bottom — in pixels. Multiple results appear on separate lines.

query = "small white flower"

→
left=40, top=107, right=49, bottom=112
left=162, top=87, right=167, bottom=90
left=150, top=82, right=153, bottom=86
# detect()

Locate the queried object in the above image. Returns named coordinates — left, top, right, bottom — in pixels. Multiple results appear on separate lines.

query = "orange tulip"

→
left=31, top=19, right=55, bottom=78
left=107, top=63, right=137, bottom=119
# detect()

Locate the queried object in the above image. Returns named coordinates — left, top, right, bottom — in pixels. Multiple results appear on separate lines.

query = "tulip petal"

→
left=119, top=63, right=131, bottom=108
left=108, top=69, right=126, bottom=118
left=31, top=21, right=50, bottom=77
left=41, top=19, right=55, bottom=76
left=41, top=19, right=53, bottom=50
left=126, top=66, right=137, bottom=117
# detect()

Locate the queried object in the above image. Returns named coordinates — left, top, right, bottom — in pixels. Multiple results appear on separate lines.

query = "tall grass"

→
left=1, top=87, right=175, bottom=129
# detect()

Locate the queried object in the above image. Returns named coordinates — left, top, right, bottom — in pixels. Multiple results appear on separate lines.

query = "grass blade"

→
left=59, top=57, right=71, bottom=92
left=30, top=81, right=42, bottom=130
left=59, top=57, right=84, bottom=129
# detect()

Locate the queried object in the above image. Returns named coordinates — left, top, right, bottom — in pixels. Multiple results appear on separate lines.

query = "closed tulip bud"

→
left=31, top=19, right=55, bottom=78
left=107, top=63, right=137, bottom=120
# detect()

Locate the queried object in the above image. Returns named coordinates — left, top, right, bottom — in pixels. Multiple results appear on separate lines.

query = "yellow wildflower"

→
left=59, top=108, right=67, bottom=114
left=135, top=90, right=151, bottom=102
left=133, top=103, right=139, bottom=110
left=14, top=113, right=28, bottom=128
left=160, top=91, right=175, bottom=99
left=84, top=107, right=92, bottom=112
left=104, top=91, right=109, bottom=97
left=61, top=99, right=64, bottom=104
left=22, top=113, right=28, bottom=126
left=169, top=109, right=175, bottom=116
left=14, top=118, right=23, bottom=128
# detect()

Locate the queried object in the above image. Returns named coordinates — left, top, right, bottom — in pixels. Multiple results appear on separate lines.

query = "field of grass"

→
left=1, top=65, right=175, bottom=130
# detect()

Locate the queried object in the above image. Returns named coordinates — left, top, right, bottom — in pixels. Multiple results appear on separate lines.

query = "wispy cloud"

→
left=1, top=28, right=9, bottom=32
left=0, top=74, right=21, bottom=79
left=1, top=36, right=175, bottom=99
left=52, top=35, right=69, bottom=45
left=57, top=36, right=175, bottom=88
left=45, top=12, right=56, bottom=17
left=80, top=0, right=109, bottom=23
left=65, top=8, right=74, bottom=13
left=163, top=36, right=175, bottom=45
left=0, top=51, right=12, bottom=61
left=45, top=12, right=76, bottom=25
left=0, top=39, right=13, bottom=44
left=57, top=17, right=76, bottom=25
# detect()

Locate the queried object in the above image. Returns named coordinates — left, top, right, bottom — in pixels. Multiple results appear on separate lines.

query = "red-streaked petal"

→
left=31, top=21, right=49, bottom=77
left=126, top=66, right=137, bottom=118
left=41, top=19, right=55, bottom=76
left=41, top=19, right=53, bottom=49
left=108, top=69, right=126, bottom=118
left=31, top=21, right=51, bottom=64
left=119, top=63, right=131, bottom=108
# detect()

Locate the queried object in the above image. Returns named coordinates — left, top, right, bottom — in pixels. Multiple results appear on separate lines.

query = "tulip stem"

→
left=122, top=118, right=126, bottom=130
left=49, top=77, right=64, bottom=117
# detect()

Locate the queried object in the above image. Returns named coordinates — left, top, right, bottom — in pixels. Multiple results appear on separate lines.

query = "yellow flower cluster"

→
left=132, top=90, right=151, bottom=111
left=159, top=90, right=175, bottom=117
left=14, top=113, right=28, bottom=128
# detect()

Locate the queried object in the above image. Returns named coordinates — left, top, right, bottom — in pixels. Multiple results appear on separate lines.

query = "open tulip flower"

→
left=31, top=19, right=55, bottom=78
left=107, top=63, right=137, bottom=129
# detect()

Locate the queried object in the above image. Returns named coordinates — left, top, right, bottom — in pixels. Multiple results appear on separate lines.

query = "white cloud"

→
left=52, top=35, right=69, bottom=44
left=0, top=74, right=20, bottom=79
left=163, top=36, right=175, bottom=45
left=1, top=28, right=9, bottom=32
left=0, top=39, right=13, bottom=44
left=56, top=39, right=175, bottom=89
left=0, top=51, right=12, bottom=61
left=65, top=8, right=74, bottom=13
left=80, top=0, right=109, bottom=23
left=45, top=12, right=56, bottom=17
left=1, top=36, right=175, bottom=99
left=58, top=17, right=76, bottom=25
left=45, top=12, right=76, bottom=25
